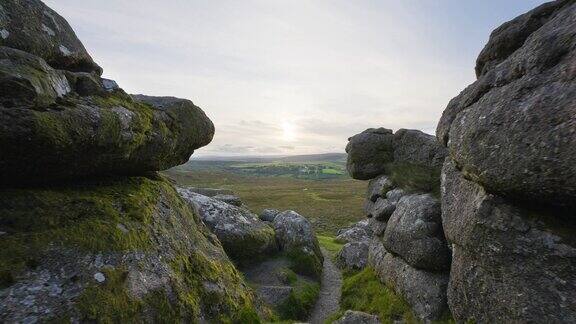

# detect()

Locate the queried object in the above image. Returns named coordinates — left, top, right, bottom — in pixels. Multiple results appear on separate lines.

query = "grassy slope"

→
left=164, top=169, right=366, bottom=235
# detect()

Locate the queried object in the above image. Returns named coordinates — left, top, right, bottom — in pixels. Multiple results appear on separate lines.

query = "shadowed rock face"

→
left=0, top=0, right=102, bottom=74
left=436, top=0, right=576, bottom=207
left=0, top=90, right=215, bottom=183
left=383, top=194, right=451, bottom=271
left=368, top=238, right=449, bottom=321
left=392, top=129, right=446, bottom=168
left=441, top=160, right=576, bottom=323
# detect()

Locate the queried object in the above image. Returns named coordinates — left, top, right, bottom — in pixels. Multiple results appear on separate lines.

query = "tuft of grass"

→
left=276, top=281, right=320, bottom=321
left=386, top=162, right=441, bottom=198
left=317, top=235, right=344, bottom=256
left=330, top=267, right=417, bottom=324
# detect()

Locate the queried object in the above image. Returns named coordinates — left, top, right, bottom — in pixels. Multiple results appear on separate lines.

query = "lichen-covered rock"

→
left=334, top=310, right=380, bottom=324
left=177, top=188, right=277, bottom=265
left=383, top=194, right=450, bottom=271
left=213, top=194, right=242, bottom=207
left=436, top=0, right=576, bottom=207
left=372, top=189, right=406, bottom=221
left=363, top=199, right=375, bottom=218
left=0, top=0, right=102, bottom=74
left=393, top=129, right=446, bottom=168
left=367, top=218, right=387, bottom=237
left=366, top=175, right=393, bottom=202
left=335, top=219, right=372, bottom=243
left=379, top=253, right=449, bottom=321
left=336, top=241, right=369, bottom=270
left=0, top=90, right=215, bottom=184
left=259, top=208, right=280, bottom=222
left=0, top=46, right=71, bottom=107
left=272, top=211, right=324, bottom=279
left=346, top=128, right=394, bottom=180
left=441, top=160, right=576, bottom=323
left=0, top=177, right=260, bottom=323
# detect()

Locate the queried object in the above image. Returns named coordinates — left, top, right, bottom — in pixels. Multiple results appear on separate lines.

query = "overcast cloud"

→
left=45, top=0, right=546, bottom=156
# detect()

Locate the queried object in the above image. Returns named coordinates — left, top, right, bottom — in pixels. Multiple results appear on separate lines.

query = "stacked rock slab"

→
left=345, top=127, right=450, bottom=321
left=0, top=1, right=260, bottom=322
left=437, top=0, right=576, bottom=322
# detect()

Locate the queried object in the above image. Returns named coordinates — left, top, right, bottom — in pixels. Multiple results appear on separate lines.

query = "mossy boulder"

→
left=272, top=211, right=324, bottom=279
left=0, top=176, right=261, bottom=323
left=0, top=0, right=102, bottom=74
left=0, top=87, right=214, bottom=184
left=177, top=188, right=278, bottom=266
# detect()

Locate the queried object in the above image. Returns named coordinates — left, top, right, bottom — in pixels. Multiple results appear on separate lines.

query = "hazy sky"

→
left=46, top=0, right=546, bottom=156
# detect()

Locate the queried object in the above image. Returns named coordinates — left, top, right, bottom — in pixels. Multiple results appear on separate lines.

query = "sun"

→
left=281, top=121, right=296, bottom=142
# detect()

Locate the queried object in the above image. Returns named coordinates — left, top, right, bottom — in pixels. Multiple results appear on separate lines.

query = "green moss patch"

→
left=0, top=176, right=159, bottom=288
left=327, top=267, right=416, bottom=324
left=317, top=235, right=344, bottom=256
left=0, top=176, right=262, bottom=322
left=276, top=280, right=320, bottom=321
left=386, top=162, right=441, bottom=197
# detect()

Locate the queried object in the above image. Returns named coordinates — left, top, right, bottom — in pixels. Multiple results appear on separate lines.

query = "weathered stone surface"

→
left=363, top=199, right=375, bottom=218
left=334, top=310, right=380, bottom=324
left=366, top=175, right=393, bottom=202
left=0, top=177, right=259, bottom=323
left=346, top=128, right=394, bottom=180
left=441, top=160, right=576, bottom=323
left=64, top=71, right=105, bottom=96
left=368, top=237, right=449, bottom=320
left=372, top=198, right=395, bottom=221
left=383, top=194, right=450, bottom=271
left=0, top=90, right=215, bottom=183
left=272, top=210, right=324, bottom=278
left=367, top=218, right=387, bottom=237
left=436, top=0, right=576, bottom=207
left=336, top=241, right=369, bottom=270
left=259, top=208, right=280, bottom=222
left=177, top=189, right=277, bottom=264
left=372, top=189, right=405, bottom=221
left=393, top=129, right=446, bottom=168
left=0, top=46, right=70, bottom=107
left=336, top=219, right=372, bottom=243
left=213, top=194, right=242, bottom=207
left=0, top=0, right=102, bottom=74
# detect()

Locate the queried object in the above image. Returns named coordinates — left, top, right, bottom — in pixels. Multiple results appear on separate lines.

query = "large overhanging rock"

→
left=177, top=188, right=277, bottom=265
left=0, top=0, right=102, bottom=74
left=345, top=128, right=394, bottom=180
left=383, top=194, right=451, bottom=271
left=441, top=160, right=576, bottom=322
left=436, top=0, right=576, bottom=207
left=0, top=86, right=215, bottom=183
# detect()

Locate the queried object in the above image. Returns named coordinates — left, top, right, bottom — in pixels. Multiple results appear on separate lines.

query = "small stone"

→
left=94, top=272, right=106, bottom=283
left=116, top=223, right=129, bottom=233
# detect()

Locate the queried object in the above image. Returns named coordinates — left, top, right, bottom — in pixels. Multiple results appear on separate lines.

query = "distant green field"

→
left=164, top=160, right=366, bottom=235
left=175, top=160, right=348, bottom=180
